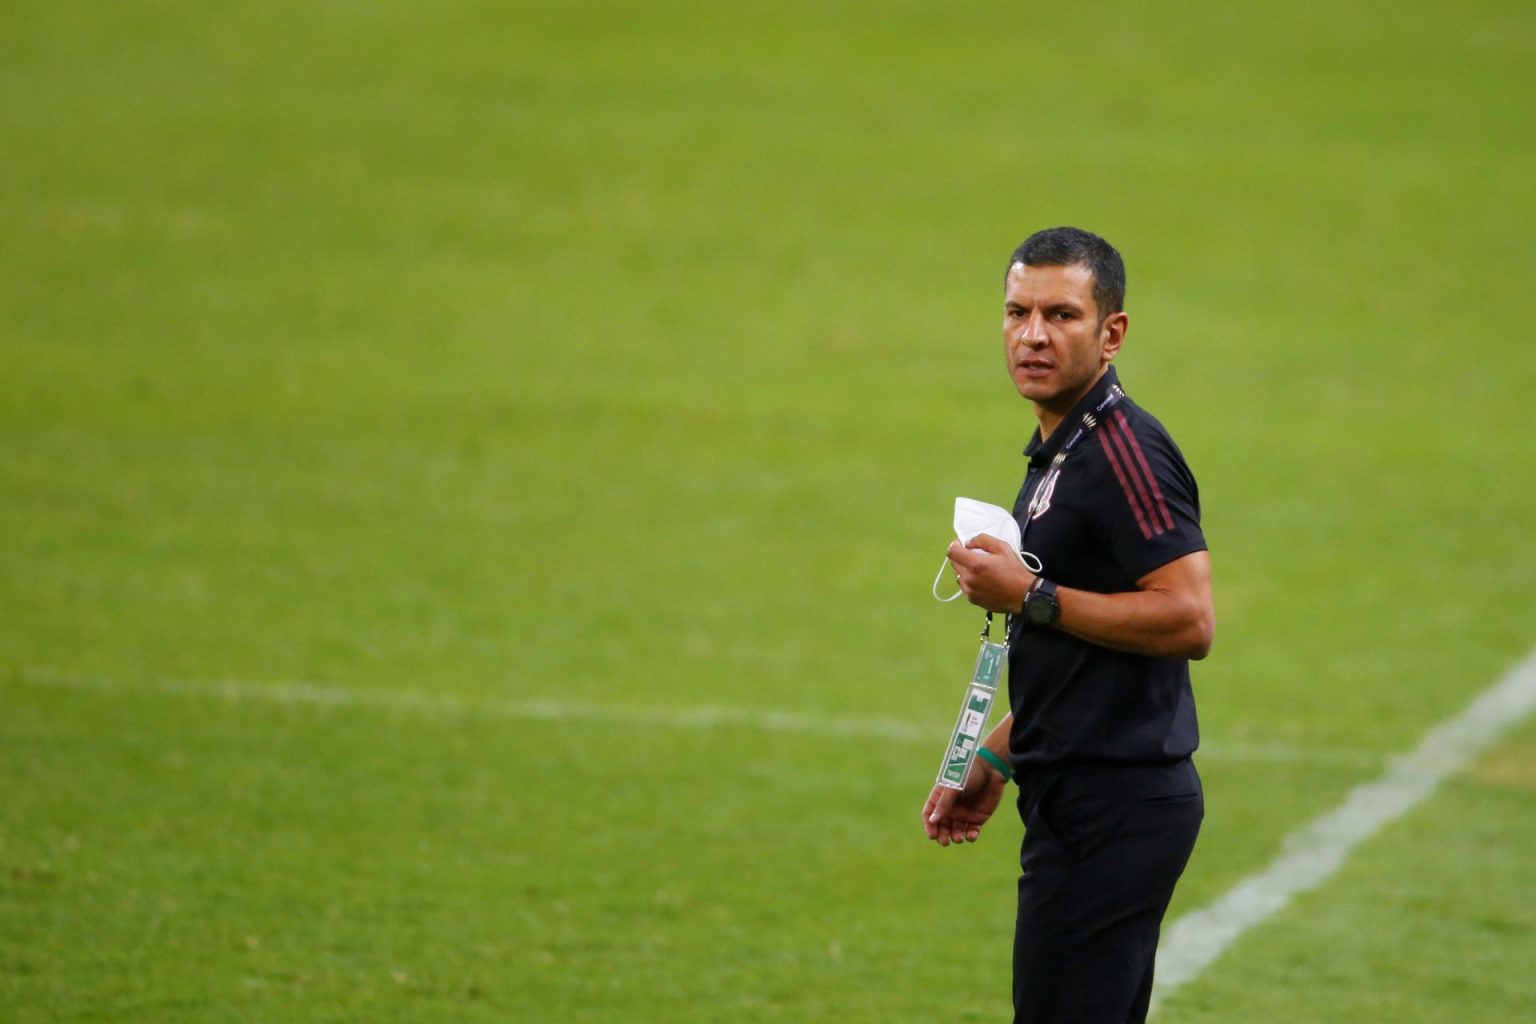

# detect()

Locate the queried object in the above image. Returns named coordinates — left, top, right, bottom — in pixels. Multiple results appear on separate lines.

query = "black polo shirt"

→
left=1006, top=365, right=1206, bottom=767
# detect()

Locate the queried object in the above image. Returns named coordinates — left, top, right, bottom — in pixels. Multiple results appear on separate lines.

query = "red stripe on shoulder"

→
left=1097, top=426, right=1154, bottom=539
left=1112, top=410, right=1175, bottom=531
left=1104, top=418, right=1165, bottom=538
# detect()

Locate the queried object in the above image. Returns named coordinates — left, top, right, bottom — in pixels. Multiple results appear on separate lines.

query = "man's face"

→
left=1002, top=261, right=1126, bottom=415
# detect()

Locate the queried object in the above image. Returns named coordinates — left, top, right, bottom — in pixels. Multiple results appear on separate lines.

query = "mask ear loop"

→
left=931, top=546, right=1046, bottom=601
left=932, top=554, right=965, bottom=602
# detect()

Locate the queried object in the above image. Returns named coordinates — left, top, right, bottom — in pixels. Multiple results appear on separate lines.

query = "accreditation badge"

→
left=935, top=636, right=1007, bottom=790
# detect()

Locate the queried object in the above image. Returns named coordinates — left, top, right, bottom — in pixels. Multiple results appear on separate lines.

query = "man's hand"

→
left=948, top=534, right=1035, bottom=615
left=922, top=762, right=1007, bottom=847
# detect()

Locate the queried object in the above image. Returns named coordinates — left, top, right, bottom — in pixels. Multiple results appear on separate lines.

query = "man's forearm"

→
left=952, top=544, right=1213, bottom=661
left=984, top=714, right=1013, bottom=759
left=1017, top=551, right=1214, bottom=660
left=972, top=714, right=1014, bottom=786
left=1053, top=583, right=1212, bottom=660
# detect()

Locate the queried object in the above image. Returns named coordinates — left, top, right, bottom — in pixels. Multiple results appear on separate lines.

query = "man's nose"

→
left=1018, top=312, right=1048, bottom=347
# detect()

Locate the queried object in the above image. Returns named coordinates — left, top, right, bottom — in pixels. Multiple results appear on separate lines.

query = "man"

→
left=922, top=227, right=1213, bottom=1024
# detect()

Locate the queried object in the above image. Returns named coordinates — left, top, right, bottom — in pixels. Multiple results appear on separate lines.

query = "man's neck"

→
left=1034, top=367, right=1110, bottom=441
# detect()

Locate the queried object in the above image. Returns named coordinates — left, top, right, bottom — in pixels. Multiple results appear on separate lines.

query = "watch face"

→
left=1026, top=592, right=1050, bottom=626
left=1025, top=591, right=1055, bottom=625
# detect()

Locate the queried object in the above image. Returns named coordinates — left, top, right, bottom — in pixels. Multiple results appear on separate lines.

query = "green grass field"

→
left=4, top=2, right=1535, bottom=1020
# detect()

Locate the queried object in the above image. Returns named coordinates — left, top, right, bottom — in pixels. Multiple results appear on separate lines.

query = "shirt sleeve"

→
left=1094, top=408, right=1206, bottom=581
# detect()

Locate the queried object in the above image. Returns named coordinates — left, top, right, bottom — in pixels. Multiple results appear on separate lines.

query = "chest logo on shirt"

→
left=1030, top=468, right=1061, bottom=520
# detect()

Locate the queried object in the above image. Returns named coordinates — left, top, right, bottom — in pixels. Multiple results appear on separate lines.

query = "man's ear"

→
left=1100, top=311, right=1128, bottom=361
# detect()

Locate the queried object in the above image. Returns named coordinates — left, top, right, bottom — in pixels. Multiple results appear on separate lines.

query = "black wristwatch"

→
left=1021, top=577, right=1060, bottom=627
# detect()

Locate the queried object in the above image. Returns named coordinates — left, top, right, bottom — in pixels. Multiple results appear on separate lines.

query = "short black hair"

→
left=1006, top=226, right=1126, bottom=318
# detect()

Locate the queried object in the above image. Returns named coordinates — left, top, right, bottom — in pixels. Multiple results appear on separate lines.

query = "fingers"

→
left=939, top=820, right=982, bottom=846
left=950, top=534, right=1035, bottom=613
left=924, top=786, right=955, bottom=845
left=946, top=540, right=975, bottom=568
left=949, top=533, right=1009, bottom=566
left=967, top=533, right=1008, bottom=555
left=924, top=786, right=983, bottom=846
left=950, top=815, right=977, bottom=844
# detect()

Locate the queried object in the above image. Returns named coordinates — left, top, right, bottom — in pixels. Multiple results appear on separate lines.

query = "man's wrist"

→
left=976, top=746, right=1013, bottom=782
left=1021, top=577, right=1061, bottom=626
left=1012, top=578, right=1033, bottom=616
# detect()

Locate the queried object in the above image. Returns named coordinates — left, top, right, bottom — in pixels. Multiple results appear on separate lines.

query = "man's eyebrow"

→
left=1007, top=298, right=1083, bottom=310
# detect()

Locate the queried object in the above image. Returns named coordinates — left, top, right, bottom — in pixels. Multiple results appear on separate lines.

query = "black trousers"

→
left=1012, top=759, right=1203, bottom=1024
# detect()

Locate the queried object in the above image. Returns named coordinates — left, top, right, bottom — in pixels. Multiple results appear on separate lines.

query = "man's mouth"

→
left=1016, top=358, right=1054, bottom=377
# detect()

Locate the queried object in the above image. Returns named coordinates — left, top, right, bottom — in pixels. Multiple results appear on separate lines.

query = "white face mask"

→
left=953, top=497, right=1023, bottom=552
left=932, top=497, right=1043, bottom=602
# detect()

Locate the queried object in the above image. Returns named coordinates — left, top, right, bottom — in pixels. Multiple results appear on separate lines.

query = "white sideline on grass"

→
left=1150, top=643, right=1536, bottom=1013
left=12, top=664, right=1378, bottom=767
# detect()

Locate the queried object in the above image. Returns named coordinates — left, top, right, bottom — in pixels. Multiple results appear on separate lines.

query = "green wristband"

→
left=976, top=746, right=1012, bottom=782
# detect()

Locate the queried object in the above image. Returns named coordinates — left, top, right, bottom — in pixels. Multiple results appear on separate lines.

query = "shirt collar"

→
left=1023, top=364, right=1124, bottom=467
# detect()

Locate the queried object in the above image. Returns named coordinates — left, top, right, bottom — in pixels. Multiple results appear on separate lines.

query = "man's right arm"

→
left=922, top=714, right=1012, bottom=846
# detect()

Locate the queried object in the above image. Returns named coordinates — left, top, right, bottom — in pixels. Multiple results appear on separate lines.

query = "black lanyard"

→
left=1019, top=383, right=1125, bottom=546
left=993, top=383, right=1125, bottom=642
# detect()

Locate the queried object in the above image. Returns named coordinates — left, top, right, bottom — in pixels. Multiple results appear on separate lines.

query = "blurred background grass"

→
left=2, top=1, right=1534, bottom=1021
